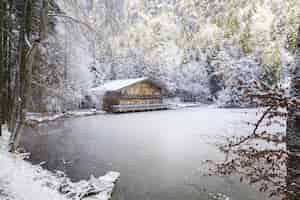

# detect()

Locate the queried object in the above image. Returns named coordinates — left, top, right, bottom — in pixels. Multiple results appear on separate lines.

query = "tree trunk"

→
left=0, top=0, right=6, bottom=137
left=9, top=0, right=49, bottom=152
left=9, top=0, right=33, bottom=152
left=286, top=25, right=300, bottom=200
left=3, top=0, right=9, bottom=123
left=40, top=0, right=48, bottom=40
left=7, top=0, right=12, bottom=126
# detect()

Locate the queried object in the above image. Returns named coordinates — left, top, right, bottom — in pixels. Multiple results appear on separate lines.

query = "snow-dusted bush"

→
left=217, top=58, right=263, bottom=108
left=170, top=60, right=211, bottom=102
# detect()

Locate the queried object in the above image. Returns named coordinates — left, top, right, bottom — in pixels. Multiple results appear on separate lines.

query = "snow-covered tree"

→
left=217, top=57, right=263, bottom=107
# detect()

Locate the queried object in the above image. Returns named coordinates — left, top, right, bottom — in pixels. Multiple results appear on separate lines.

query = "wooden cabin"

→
left=91, top=77, right=169, bottom=113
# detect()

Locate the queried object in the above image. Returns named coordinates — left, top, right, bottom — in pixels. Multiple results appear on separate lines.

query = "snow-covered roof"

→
left=91, top=77, right=149, bottom=93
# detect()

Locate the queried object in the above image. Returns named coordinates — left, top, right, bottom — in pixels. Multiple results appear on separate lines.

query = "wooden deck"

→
left=112, top=104, right=169, bottom=113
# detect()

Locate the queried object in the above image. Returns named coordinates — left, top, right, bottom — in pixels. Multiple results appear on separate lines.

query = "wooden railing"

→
left=112, top=103, right=169, bottom=113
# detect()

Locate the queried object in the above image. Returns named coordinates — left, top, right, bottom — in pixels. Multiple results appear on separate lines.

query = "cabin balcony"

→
left=112, top=103, right=169, bottom=113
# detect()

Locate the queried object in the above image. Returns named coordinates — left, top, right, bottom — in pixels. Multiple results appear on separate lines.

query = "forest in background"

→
left=48, top=0, right=299, bottom=110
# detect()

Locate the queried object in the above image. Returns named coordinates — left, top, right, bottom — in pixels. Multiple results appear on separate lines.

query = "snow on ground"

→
left=0, top=125, right=120, bottom=200
left=166, top=100, right=206, bottom=109
left=26, top=113, right=65, bottom=123
left=66, top=110, right=105, bottom=117
left=172, top=102, right=206, bottom=109
left=26, top=110, right=105, bottom=124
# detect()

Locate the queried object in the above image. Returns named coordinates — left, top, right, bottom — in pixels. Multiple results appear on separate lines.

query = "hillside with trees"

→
left=2, top=0, right=299, bottom=115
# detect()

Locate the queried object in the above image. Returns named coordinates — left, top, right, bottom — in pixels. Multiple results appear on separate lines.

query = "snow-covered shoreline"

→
left=25, top=104, right=206, bottom=125
left=26, top=110, right=105, bottom=124
left=0, top=125, right=120, bottom=200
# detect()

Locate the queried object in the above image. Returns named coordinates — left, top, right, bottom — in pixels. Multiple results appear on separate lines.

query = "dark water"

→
left=20, top=107, right=276, bottom=200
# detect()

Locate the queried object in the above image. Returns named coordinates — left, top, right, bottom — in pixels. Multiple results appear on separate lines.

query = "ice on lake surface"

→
left=20, top=107, right=282, bottom=200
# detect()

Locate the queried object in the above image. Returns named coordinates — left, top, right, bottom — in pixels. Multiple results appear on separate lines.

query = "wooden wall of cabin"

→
left=121, top=81, right=161, bottom=96
left=102, top=81, right=164, bottom=112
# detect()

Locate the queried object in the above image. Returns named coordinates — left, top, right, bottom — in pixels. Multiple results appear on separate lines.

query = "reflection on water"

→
left=20, top=107, right=277, bottom=200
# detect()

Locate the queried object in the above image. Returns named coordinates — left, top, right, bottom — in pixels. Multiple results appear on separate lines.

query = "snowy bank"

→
left=26, top=113, right=65, bottom=123
left=0, top=126, right=119, bottom=200
left=168, top=102, right=206, bottom=109
left=26, top=110, right=105, bottom=124
left=66, top=110, right=105, bottom=117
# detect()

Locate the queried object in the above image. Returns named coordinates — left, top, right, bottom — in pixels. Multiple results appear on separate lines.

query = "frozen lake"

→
left=20, top=107, right=278, bottom=200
